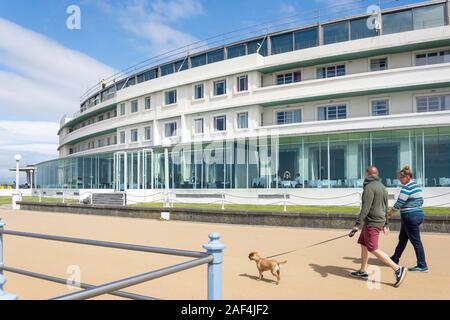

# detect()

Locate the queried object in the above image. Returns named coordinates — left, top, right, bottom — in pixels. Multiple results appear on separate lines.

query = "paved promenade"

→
left=1, top=209, right=449, bottom=300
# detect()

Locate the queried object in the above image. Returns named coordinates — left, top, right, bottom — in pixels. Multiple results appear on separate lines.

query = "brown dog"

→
left=248, top=252, right=287, bottom=285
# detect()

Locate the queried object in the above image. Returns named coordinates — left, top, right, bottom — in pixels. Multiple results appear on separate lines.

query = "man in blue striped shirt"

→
left=390, top=165, right=428, bottom=272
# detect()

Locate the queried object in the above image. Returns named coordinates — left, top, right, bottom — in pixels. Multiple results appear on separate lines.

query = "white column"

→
left=14, top=154, right=21, bottom=190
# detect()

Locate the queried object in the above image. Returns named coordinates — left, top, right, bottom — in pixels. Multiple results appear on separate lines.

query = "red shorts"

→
left=357, top=226, right=381, bottom=252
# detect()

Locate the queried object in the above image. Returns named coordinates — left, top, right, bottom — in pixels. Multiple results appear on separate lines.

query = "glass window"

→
left=276, top=71, right=301, bottom=85
left=125, top=77, right=136, bottom=88
left=160, top=63, right=174, bottom=76
left=382, top=10, right=413, bottom=35
left=98, top=115, right=104, bottom=122
left=119, top=131, right=126, bottom=144
left=207, top=49, right=225, bottom=64
left=194, top=84, right=204, bottom=100
left=350, top=17, right=378, bottom=40
left=175, top=59, right=188, bottom=72
left=317, top=65, right=346, bottom=79
left=237, top=75, right=248, bottom=92
left=415, top=50, right=450, bottom=66
left=228, top=44, right=246, bottom=59
left=271, top=32, right=294, bottom=55
left=137, top=69, right=157, bottom=83
left=294, top=27, right=318, bottom=50
left=237, top=112, right=248, bottom=129
left=318, top=105, right=347, bottom=120
left=131, top=100, right=138, bottom=113
left=145, top=97, right=152, bottom=110
left=247, top=39, right=268, bottom=56
left=165, top=90, right=177, bottom=105
left=191, top=54, right=207, bottom=68
left=370, top=57, right=388, bottom=71
left=165, top=122, right=177, bottom=137
left=416, top=95, right=450, bottom=112
left=214, top=116, right=226, bottom=131
left=214, top=80, right=227, bottom=96
left=323, top=21, right=349, bottom=45
left=130, top=129, right=138, bottom=142
left=145, top=126, right=152, bottom=141
left=194, top=119, right=204, bottom=134
left=277, top=109, right=302, bottom=125
left=120, top=103, right=126, bottom=116
left=413, top=4, right=445, bottom=30
left=371, top=99, right=389, bottom=116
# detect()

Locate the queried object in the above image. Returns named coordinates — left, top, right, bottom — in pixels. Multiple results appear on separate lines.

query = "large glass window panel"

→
left=323, top=21, right=349, bottom=45
left=382, top=10, right=413, bottom=35
left=294, top=27, right=318, bottom=50
left=165, top=122, right=177, bottom=137
left=160, top=63, right=174, bottom=76
left=413, top=4, right=445, bottom=30
left=228, top=44, right=247, bottom=59
left=247, top=39, right=268, bottom=56
left=271, top=32, right=294, bottom=55
left=175, top=59, right=188, bottom=72
left=371, top=99, right=389, bottom=116
left=207, top=49, right=225, bottom=64
left=214, top=80, right=226, bottom=96
left=191, top=54, right=207, bottom=68
left=137, top=69, right=157, bottom=83
left=350, top=17, right=378, bottom=40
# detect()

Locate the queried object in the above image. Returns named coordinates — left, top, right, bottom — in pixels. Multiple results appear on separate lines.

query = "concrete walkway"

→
left=1, top=209, right=449, bottom=300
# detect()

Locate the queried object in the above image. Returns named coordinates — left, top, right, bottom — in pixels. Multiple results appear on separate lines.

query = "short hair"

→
left=366, top=165, right=379, bottom=176
left=399, top=165, right=413, bottom=179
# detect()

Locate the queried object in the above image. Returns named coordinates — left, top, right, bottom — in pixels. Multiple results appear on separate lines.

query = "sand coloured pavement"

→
left=1, top=209, right=449, bottom=300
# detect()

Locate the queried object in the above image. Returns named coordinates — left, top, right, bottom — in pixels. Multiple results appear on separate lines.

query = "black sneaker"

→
left=394, top=267, right=407, bottom=287
left=350, top=270, right=369, bottom=279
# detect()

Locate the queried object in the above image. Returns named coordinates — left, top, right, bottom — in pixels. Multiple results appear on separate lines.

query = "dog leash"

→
left=266, top=229, right=358, bottom=259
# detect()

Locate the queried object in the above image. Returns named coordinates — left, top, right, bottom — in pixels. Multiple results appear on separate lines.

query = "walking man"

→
left=350, top=166, right=407, bottom=287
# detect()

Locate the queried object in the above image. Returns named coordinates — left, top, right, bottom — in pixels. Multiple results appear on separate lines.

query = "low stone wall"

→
left=17, top=202, right=450, bottom=233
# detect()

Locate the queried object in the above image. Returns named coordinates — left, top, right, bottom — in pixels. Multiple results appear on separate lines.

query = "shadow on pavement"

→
left=239, top=273, right=278, bottom=285
left=343, top=256, right=386, bottom=267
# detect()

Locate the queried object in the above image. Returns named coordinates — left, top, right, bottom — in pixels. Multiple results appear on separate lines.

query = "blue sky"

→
left=0, top=0, right=421, bottom=183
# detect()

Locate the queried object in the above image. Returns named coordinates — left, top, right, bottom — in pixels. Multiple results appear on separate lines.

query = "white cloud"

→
left=102, top=0, right=205, bottom=54
left=280, top=3, right=297, bottom=16
left=0, top=18, right=116, bottom=183
left=0, top=18, right=116, bottom=121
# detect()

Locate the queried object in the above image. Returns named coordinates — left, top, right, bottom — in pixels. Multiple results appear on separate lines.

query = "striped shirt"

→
left=393, top=180, right=424, bottom=216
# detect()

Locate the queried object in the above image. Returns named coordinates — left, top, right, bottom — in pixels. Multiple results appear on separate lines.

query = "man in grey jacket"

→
left=350, top=166, right=407, bottom=288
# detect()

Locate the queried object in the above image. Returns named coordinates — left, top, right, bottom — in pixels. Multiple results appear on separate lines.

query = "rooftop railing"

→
left=78, top=0, right=430, bottom=108
left=0, top=217, right=225, bottom=300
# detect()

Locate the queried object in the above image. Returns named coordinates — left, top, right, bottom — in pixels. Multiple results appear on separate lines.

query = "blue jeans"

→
left=392, top=214, right=428, bottom=268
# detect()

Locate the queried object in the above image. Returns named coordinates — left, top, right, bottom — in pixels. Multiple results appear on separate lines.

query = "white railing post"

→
left=0, top=218, right=17, bottom=300
left=221, top=193, right=225, bottom=210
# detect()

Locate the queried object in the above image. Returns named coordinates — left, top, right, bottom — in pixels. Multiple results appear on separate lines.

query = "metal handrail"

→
left=0, top=219, right=225, bottom=300
left=51, top=256, right=213, bottom=300
left=0, top=230, right=207, bottom=259
left=0, top=266, right=158, bottom=300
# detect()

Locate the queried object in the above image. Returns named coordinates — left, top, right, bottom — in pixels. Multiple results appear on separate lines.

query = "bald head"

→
left=366, top=166, right=379, bottom=177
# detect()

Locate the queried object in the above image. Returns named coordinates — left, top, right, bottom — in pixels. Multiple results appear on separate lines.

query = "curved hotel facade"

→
left=37, top=0, right=450, bottom=204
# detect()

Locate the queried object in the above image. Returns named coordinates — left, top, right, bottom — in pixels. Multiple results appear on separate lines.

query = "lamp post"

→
left=14, top=154, right=21, bottom=190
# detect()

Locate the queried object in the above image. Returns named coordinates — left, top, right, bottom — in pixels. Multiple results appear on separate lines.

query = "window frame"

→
left=275, top=70, right=302, bottom=85
left=316, top=63, right=347, bottom=79
left=236, top=112, right=249, bottom=129
left=119, top=103, right=126, bottom=116
left=275, top=108, right=303, bottom=125
left=164, top=89, right=178, bottom=106
left=194, top=118, right=204, bottom=134
left=194, top=83, right=205, bottom=100
left=145, top=96, right=152, bottom=110
left=119, top=131, right=126, bottom=144
left=236, top=75, right=249, bottom=93
left=415, top=93, right=450, bottom=113
left=369, top=56, right=389, bottom=72
left=131, top=100, right=139, bottom=113
left=214, top=115, right=227, bottom=132
left=370, top=98, right=390, bottom=116
left=164, top=122, right=178, bottom=138
left=130, top=128, right=139, bottom=142
left=144, top=126, right=152, bottom=141
left=414, top=47, right=450, bottom=66
left=213, top=79, right=227, bottom=97
left=317, top=104, right=348, bottom=121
